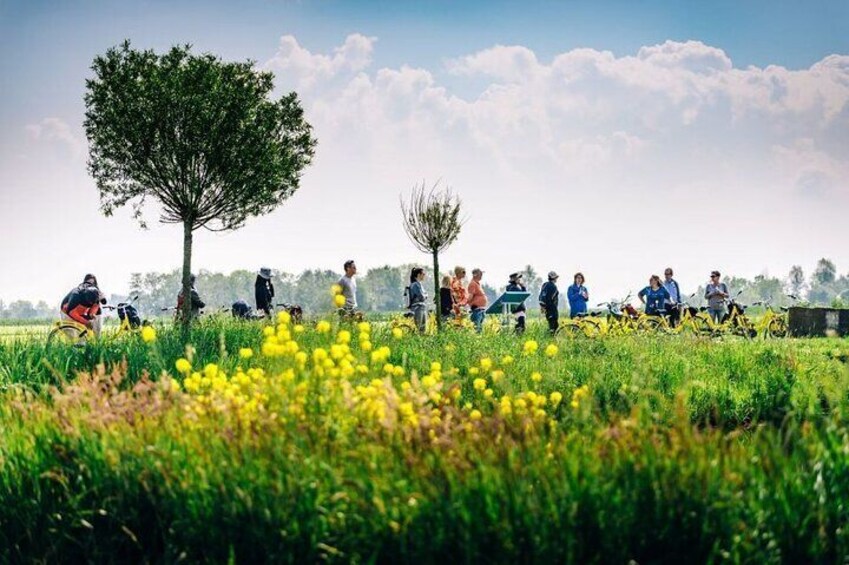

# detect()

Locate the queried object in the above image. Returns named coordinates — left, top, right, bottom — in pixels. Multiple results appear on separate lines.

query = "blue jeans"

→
left=708, top=308, right=725, bottom=324
left=412, top=304, right=427, bottom=333
left=470, top=307, right=486, bottom=333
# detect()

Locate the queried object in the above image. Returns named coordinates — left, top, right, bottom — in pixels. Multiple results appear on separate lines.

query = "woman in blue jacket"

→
left=567, top=272, right=589, bottom=318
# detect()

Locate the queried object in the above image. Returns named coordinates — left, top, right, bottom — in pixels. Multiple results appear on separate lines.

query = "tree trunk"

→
left=180, top=222, right=194, bottom=339
left=433, top=250, right=441, bottom=332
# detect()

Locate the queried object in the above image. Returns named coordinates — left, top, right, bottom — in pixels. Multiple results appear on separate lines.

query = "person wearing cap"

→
left=567, top=272, right=589, bottom=318
left=338, top=260, right=358, bottom=313
left=467, top=268, right=488, bottom=333
left=539, top=271, right=561, bottom=334
left=506, top=272, right=528, bottom=334
left=704, top=270, right=729, bottom=323
left=255, top=267, right=275, bottom=318
left=176, top=274, right=206, bottom=321
left=450, top=266, right=468, bottom=317
left=60, top=274, right=106, bottom=337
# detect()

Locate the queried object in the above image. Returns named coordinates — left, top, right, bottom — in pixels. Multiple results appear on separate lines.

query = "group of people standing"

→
left=58, top=259, right=732, bottom=337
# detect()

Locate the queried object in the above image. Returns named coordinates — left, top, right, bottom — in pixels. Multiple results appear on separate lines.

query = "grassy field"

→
left=0, top=312, right=848, bottom=562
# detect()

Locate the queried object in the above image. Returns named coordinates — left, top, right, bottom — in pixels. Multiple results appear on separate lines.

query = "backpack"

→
left=403, top=286, right=412, bottom=309
left=232, top=300, right=253, bottom=319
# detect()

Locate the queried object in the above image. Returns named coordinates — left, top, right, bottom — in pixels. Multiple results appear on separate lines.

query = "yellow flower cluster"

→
left=166, top=313, right=583, bottom=443
left=571, top=385, right=590, bottom=409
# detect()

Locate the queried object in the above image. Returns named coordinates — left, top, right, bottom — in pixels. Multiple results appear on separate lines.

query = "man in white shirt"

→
left=338, top=259, right=358, bottom=312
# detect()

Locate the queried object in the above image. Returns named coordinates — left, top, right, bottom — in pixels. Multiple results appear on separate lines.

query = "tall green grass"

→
left=0, top=319, right=847, bottom=561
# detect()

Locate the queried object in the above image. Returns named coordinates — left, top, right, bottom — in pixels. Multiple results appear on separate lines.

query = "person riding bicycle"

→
left=60, top=274, right=106, bottom=337
left=506, top=272, right=527, bottom=334
left=176, top=274, right=205, bottom=321
left=255, top=267, right=275, bottom=317
left=638, top=275, right=670, bottom=316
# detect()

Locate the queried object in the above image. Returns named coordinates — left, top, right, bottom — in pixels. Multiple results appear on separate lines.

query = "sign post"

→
left=486, top=291, right=531, bottom=328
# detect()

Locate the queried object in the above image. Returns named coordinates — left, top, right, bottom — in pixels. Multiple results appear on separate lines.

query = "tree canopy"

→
left=84, top=41, right=316, bottom=330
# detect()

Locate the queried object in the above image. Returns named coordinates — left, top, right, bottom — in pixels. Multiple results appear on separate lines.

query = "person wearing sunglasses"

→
left=704, top=270, right=729, bottom=323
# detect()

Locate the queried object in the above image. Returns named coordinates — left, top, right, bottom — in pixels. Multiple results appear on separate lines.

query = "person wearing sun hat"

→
left=506, top=271, right=528, bottom=334
left=255, top=267, right=275, bottom=318
left=539, top=271, right=561, bottom=334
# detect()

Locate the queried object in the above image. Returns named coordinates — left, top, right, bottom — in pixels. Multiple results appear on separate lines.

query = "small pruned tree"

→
left=400, top=181, right=465, bottom=331
left=84, top=41, right=316, bottom=333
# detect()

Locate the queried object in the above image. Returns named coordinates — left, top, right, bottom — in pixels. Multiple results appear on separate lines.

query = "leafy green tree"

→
left=84, top=41, right=316, bottom=332
left=813, top=258, right=837, bottom=285
left=359, top=265, right=412, bottom=312
left=786, top=265, right=806, bottom=298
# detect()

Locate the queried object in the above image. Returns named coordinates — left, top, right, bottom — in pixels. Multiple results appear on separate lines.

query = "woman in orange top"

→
left=450, top=266, right=468, bottom=316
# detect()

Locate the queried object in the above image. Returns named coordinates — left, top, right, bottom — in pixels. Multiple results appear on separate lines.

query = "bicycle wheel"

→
left=390, top=317, right=416, bottom=334
left=47, top=324, right=89, bottom=346
left=636, top=316, right=663, bottom=333
left=578, top=319, right=602, bottom=338
left=766, top=317, right=788, bottom=338
left=560, top=323, right=583, bottom=339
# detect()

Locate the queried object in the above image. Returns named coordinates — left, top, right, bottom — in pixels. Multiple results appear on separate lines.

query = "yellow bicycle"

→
left=47, top=296, right=145, bottom=346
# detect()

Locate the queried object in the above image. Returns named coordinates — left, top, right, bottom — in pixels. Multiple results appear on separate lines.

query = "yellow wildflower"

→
left=334, top=294, right=346, bottom=307
left=473, top=378, right=487, bottom=391
left=316, top=320, right=331, bottom=333
left=545, top=343, right=558, bottom=357
left=141, top=325, right=157, bottom=343
left=531, top=371, right=542, bottom=383
left=239, top=348, right=253, bottom=359
left=523, top=340, right=539, bottom=355
left=175, top=358, right=191, bottom=374
left=470, top=409, right=482, bottom=421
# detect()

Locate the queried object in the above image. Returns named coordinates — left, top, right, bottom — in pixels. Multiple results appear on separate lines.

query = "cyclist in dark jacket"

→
left=60, top=274, right=106, bottom=336
left=255, top=267, right=275, bottom=317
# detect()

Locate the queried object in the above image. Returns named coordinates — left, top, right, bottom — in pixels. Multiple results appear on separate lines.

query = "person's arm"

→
left=720, top=284, right=729, bottom=298
left=567, top=285, right=577, bottom=302
left=68, top=305, right=91, bottom=326
left=704, top=286, right=712, bottom=300
left=269, top=281, right=275, bottom=298
left=192, top=289, right=205, bottom=309
left=638, top=287, right=647, bottom=304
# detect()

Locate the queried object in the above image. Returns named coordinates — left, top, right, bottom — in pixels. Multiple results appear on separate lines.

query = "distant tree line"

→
left=1, top=258, right=847, bottom=321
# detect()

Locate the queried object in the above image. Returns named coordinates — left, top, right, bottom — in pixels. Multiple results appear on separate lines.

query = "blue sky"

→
left=1, top=1, right=848, bottom=303
left=3, top=0, right=848, bottom=121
